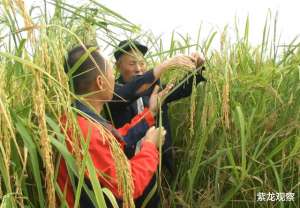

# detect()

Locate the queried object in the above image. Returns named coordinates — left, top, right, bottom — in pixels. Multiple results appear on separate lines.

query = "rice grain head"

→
left=222, top=65, right=231, bottom=130
left=33, top=45, right=56, bottom=207
left=95, top=122, right=134, bottom=208
left=13, top=0, right=35, bottom=43
left=189, top=75, right=197, bottom=138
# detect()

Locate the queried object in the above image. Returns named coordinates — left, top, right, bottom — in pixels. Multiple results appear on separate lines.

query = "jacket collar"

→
left=73, top=100, right=124, bottom=142
left=116, top=75, right=126, bottom=84
left=74, top=100, right=108, bottom=125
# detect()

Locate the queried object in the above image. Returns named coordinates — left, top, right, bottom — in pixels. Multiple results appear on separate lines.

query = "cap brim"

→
left=114, top=41, right=148, bottom=60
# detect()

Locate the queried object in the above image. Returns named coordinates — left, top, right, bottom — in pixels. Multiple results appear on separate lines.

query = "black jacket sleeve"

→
left=113, top=69, right=155, bottom=102
left=107, top=70, right=156, bottom=120
left=113, top=70, right=155, bottom=101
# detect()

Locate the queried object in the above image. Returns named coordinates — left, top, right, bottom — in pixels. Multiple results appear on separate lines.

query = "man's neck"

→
left=118, top=75, right=128, bottom=83
left=81, top=98, right=103, bottom=114
left=120, top=75, right=136, bottom=83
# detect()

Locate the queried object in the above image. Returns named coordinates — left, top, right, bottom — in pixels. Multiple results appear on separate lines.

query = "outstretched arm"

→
left=111, top=54, right=198, bottom=104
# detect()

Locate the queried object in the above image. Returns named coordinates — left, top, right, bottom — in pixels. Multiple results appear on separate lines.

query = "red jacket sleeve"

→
left=79, top=117, right=158, bottom=199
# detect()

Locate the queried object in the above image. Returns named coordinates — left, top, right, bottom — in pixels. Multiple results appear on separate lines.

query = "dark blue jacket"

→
left=105, top=69, right=206, bottom=208
left=106, top=69, right=206, bottom=173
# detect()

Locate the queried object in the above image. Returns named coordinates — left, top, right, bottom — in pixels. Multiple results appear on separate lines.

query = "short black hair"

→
left=64, top=45, right=106, bottom=95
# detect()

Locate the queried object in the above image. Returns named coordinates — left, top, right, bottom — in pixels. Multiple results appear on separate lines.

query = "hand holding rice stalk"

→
left=159, top=52, right=206, bottom=86
left=161, top=52, right=205, bottom=71
left=154, top=52, right=205, bottom=106
left=148, top=84, right=173, bottom=115
left=144, top=126, right=166, bottom=147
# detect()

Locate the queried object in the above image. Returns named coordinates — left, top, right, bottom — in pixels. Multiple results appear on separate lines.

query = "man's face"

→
left=117, top=50, right=146, bottom=82
left=103, top=60, right=115, bottom=101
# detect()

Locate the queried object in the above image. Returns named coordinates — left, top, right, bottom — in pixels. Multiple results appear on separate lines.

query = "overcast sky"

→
left=100, top=0, right=299, bottom=45
left=25, top=0, right=300, bottom=53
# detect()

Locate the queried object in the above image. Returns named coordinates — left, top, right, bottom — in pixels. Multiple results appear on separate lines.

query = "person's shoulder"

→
left=76, top=115, right=100, bottom=133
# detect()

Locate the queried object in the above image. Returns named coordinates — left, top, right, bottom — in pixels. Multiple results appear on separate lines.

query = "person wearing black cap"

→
left=105, top=39, right=206, bottom=207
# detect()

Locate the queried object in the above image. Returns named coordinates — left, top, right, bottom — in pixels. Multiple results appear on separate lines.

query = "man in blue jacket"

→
left=106, top=40, right=206, bottom=207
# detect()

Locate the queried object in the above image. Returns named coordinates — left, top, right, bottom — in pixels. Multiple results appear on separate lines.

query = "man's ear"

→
left=96, top=75, right=104, bottom=91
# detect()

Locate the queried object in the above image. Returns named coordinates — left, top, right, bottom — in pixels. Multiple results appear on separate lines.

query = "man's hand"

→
left=144, top=126, right=166, bottom=148
left=153, top=55, right=197, bottom=79
left=191, top=52, right=205, bottom=68
left=149, top=84, right=173, bottom=115
left=162, top=55, right=198, bottom=70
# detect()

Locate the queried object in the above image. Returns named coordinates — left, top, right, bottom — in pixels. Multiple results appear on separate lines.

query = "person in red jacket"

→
left=57, top=44, right=169, bottom=207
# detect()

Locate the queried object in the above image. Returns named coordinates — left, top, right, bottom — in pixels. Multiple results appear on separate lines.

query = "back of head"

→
left=64, top=45, right=106, bottom=95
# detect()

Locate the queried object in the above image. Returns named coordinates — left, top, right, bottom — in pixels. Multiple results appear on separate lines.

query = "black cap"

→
left=114, top=40, right=148, bottom=61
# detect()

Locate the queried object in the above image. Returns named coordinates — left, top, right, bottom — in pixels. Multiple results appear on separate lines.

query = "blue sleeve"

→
left=112, top=70, right=155, bottom=102
left=122, top=119, right=149, bottom=146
